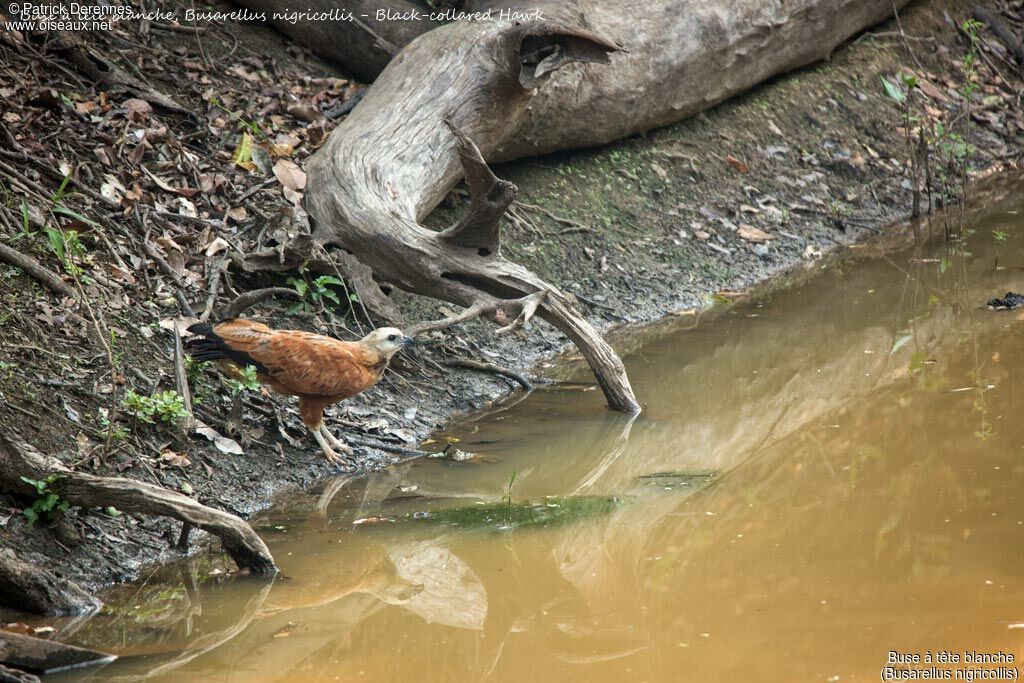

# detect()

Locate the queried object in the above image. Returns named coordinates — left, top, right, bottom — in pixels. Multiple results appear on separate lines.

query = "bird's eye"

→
left=387, top=334, right=397, bottom=342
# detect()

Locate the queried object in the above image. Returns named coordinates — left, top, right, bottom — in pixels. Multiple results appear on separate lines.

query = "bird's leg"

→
left=319, top=424, right=354, bottom=455
left=311, top=424, right=356, bottom=469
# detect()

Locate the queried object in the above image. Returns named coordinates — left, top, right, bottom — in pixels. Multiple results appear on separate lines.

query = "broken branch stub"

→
left=305, top=21, right=640, bottom=413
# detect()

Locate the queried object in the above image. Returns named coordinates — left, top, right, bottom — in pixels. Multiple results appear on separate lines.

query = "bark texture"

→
left=0, top=550, right=101, bottom=616
left=297, top=0, right=908, bottom=413
left=0, top=433, right=276, bottom=576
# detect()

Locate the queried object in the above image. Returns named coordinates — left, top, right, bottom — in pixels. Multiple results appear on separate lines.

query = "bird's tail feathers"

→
left=184, top=322, right=268, bottom=373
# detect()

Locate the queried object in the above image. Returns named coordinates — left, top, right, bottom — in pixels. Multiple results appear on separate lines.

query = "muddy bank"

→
left=0, top=0, right=1021, bottom=601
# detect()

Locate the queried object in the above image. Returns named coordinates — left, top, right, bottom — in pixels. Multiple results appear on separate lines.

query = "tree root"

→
left=219, top=287, right=301, bottom=319
left=0, top=433, right=276, bottom=576
left=444, top=357, right=534, bottom=391
left=972, top=5, right=1024, bottom=68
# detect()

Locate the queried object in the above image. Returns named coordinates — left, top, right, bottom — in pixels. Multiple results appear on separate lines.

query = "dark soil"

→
left=0, top=0, right=1021, bottom=598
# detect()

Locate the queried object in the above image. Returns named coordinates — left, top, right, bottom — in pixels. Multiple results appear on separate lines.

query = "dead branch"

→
left=444, top=357, right=534, bottom=391
left=496, top=290, right=546, bottom=335
left=0, top=243, right=76, bottom=299
left=219, top=287, right=301, bottom=319
left=143, top=242, right=183, bottom=287
left=0, top=433, right=276, bottom=576
left=172, top=326, right=196, bottom=431
left=973, top=5, right=1024, bottom=68
left=437, top=120, right=517, bottom=256
left=52, top=31, right=191, bottom=114
left=199, top=255, right=228, bottom=322
left=407, top=290, right=546, bottom=337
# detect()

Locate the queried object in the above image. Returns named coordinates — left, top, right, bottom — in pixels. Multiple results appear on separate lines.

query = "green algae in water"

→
left=636, top=470, right=719, bottom=491
left=405, top=495, right=623, bottom=531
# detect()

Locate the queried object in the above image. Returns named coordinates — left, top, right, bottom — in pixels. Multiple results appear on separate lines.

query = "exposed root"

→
left=443, top=357, right=534, bottom=391
left=219, top=287, right=301, bottom=319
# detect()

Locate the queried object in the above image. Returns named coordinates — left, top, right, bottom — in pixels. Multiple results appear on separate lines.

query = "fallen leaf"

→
left=205, top=236, right=230, bottom=256
left=100, top=175, right=127, bottom=205
left=273, top=159, right=306, bottom=191
left=726, top=155, right=750, bottom=173
left=226, top=206, right=247, bottom=222
left=738, top=224, right=772, bottom=243
left=124, top=98, right=152, bottom=123
left=177, top=197, right=197, bottom=218
left=194, top=420, right=244, bottom=455
left=232, top=131, right=254, bottom=169
left=159, top=449, right=191, bottom=468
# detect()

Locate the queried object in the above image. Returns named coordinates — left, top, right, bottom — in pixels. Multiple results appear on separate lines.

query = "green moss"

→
left=406, top=495, right=623, bottom=531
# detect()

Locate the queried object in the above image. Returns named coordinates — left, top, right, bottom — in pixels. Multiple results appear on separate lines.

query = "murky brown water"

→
left=53, top=188, right=1024, bottom=682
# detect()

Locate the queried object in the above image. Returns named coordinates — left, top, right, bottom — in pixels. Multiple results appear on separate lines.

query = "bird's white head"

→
left=360, top=327, right=416, bottom=358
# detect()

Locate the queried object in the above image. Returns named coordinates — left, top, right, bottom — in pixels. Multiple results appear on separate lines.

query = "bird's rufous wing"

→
left=246, top=331, right=381, bottom=399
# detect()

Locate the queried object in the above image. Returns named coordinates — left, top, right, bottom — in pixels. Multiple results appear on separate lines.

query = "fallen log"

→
left=0, top=433, right=276, bottom=577
left=0, top=631, right=113, bottom=678
left=293, top=0, right=908, bottom=414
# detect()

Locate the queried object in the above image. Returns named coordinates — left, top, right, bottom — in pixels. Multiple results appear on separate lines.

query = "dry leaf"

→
left=273, top=159, right=306, bottom=191
left=194, top=420, right=244, bottom=454
left=738, top=224, right=772, bottom=243
left=726, top=155, right=750, bottom=173
left=100, top=175, right=127, bottom=205
left=205, top=236, right=230, bottom=256
left=159, top=449, right=191, bottom=468
left=177, top=197, right=197, bottom=218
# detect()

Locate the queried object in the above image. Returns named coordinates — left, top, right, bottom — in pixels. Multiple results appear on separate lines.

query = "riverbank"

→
left=0, top=0, right=1021, bottom=596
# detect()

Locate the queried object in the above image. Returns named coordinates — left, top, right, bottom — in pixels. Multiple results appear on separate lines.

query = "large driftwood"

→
left=235, top=0, right=439, bottom=81
left=296, top=0, right=908, bottom=414
left=0, top=631, right=113, bottom=677
left=0, top=433, right=276, bottom=576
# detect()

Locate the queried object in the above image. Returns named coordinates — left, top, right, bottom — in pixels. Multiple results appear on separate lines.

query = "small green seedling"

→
left=122, top=390, right=187, bottom=425
left=229, top=364, right=261, bottom=395
left=20, top=475, right=69, bottom=525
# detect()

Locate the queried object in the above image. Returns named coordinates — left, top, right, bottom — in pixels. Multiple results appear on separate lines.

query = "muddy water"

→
left=55, top=190, right=1024, bottom=682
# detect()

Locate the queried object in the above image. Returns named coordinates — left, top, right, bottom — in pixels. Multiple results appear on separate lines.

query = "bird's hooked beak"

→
left=401, top=336, right=417, bottom=347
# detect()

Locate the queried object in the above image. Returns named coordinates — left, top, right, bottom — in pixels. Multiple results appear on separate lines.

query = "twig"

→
left=219, top=287, right=300, bottom=319
left=407, top=290, right=548, bottom=336
left=143, top=241, right=184, bottom=286
left=343, top=434, right=429, bottom=458
left=200, top=255, right=228, bottom=322
left=444, top=357, right=534, bottom=390
left=173, top=326, right=196, bottom=431
left=973, top=5, right=1024, bottom=68
left=0, top=242, right=76, bottom=298
left=891, top=0, right=926, bottom=73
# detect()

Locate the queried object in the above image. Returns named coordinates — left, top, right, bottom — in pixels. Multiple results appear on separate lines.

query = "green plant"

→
left=97, top=408, right=130, bottom=441
left=229, top=364, right=261, bottom=396
left=122, top=389, right=187, bottom=425
left=502, top=469, right=518, bottom=528
left=993, top=230, right=1009, bottom=270
left=20, top=475, right=69, bottom=525
left=44, top=226, right=87, bottom=275
left=288, top=274, right=345, bottom=308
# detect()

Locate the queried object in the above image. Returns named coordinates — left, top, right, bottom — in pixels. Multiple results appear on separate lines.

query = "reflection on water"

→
left=53, top=187, right=1024, bottom=682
